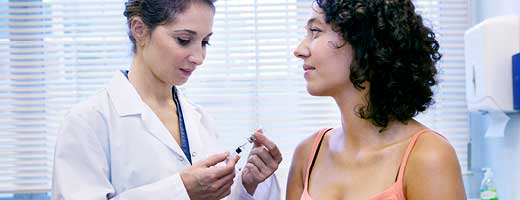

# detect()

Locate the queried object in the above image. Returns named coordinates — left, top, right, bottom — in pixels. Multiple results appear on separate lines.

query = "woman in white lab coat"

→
left=52, top=0, right=282, bottom=199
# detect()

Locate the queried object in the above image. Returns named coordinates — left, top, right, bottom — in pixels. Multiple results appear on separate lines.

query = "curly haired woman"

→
left=286, top=0, right=466, bottom=199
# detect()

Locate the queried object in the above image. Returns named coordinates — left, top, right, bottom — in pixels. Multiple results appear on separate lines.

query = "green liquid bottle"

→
left=480, top=168, right=498, bottom=200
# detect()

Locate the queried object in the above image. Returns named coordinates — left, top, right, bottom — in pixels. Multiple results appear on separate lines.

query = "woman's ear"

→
left=130, top=17, right=148, bottom=48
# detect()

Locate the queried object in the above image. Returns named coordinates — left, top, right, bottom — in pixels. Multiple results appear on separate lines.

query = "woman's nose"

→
left=293, top=41, right=309, bottom=58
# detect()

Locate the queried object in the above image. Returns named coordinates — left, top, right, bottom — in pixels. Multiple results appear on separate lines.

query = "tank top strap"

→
left=395, top=129, right=445, bottom=183
left=303, top=128, right=333, bottom=191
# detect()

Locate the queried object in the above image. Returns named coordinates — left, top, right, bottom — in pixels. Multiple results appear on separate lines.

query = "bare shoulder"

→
left=286, top=128, right=332, bottom=200
left=404, top=131, right=466, bottom=200
left=291, top=129, right=326, bottom=176
left=410, top=131, right=457, bottom=164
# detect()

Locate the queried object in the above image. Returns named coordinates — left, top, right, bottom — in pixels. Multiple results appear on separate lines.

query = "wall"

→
left=467, top=113, right=520, bottom=199
left=467, top=0, right=520, bottom=199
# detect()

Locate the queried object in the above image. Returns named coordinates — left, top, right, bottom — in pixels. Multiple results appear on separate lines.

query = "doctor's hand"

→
left=241, top=129, right=283, bottom=195
left=180, top=152, right=239, bottom=200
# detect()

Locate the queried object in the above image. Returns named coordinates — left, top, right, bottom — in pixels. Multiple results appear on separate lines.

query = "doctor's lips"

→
left=303, top=64, right=316, bottom=71
left=179, top=68, right=194, bottom=76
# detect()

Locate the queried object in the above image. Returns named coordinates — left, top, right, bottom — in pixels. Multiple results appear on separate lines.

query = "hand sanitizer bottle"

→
left=480, top=168, right=498, bottom=200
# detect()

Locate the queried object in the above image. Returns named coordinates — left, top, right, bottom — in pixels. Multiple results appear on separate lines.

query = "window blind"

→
left=412, top=0, right=470, bottom=174
left=0, top=0, right=469, bottom=196
left=0, top=0, right=131, bottom=194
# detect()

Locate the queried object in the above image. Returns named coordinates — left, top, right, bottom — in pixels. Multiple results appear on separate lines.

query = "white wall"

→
left=473, top=0, right=520, bottom=23
left=467, top=0, right=520, bottom=199
left=468, top=113, right=520, bottom=199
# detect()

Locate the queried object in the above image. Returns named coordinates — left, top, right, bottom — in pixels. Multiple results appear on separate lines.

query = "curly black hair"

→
left=315, top=0, right=441, bottom=129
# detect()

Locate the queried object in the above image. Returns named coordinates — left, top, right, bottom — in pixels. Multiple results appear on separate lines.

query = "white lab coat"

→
left=52, top=71, right=280, bottom=200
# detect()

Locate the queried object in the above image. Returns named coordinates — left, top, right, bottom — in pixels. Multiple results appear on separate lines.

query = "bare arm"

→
left=286, top=132, right=318, bottom=200
left=405, top=133, right=466, bottom=200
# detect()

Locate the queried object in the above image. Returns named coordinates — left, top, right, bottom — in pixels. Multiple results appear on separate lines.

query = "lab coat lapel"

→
left=140, top=105, right=188, bottom=161
left=176, top=90, right=203, bottom=163
left=107, top=71, right=188, bottom=161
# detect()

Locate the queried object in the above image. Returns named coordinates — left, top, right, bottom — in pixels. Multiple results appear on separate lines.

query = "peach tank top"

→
left=300, top=128, right=436, bottom=200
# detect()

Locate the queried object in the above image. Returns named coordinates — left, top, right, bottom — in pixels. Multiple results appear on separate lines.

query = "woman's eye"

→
left=309, top=28, right=322, bottom=38
left=177, top=38, right=191, bottom=46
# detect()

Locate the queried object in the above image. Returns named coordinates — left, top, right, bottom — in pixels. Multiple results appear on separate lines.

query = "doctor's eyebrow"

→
left=173, top=29, right=213, bottom=38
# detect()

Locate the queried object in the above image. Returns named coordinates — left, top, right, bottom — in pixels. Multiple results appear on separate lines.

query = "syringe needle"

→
left=238, top=141, right=248, bottom=149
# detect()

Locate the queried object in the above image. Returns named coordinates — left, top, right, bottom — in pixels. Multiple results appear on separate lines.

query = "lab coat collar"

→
left=107, top=71, right=204, bottom=163
left=139, top=88, right=204, bottom=164
left=107, top=71, right=144, bottom=117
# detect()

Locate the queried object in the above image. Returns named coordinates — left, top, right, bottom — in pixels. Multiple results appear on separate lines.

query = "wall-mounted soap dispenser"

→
left=465, top=15, right=520, bottom=112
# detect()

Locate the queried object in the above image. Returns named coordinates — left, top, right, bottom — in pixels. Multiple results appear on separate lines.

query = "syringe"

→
left=222, top=128, right=262, bottom=166
left=229, top=134, right=256, bottom=158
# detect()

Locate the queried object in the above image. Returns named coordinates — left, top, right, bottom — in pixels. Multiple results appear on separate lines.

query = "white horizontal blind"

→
left=0, top=0, right=131, bottom=194
left=182, top=1, right=340, bottom=191
left=413, top=0, right=470, bottom=174
left=187, top=0, right=471, bottom=196
left=0, top=0, right=469, bottom=196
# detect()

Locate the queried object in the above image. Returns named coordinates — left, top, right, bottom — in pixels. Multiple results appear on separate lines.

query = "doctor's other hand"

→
left=241, top=129, right=283, bottom=195
left=180, top=152, right=240, bottom=200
